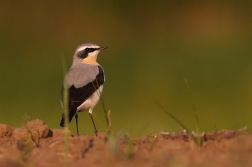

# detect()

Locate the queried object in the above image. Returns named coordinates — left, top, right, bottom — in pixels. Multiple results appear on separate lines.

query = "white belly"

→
left=77, top=85, right=103, bottom=114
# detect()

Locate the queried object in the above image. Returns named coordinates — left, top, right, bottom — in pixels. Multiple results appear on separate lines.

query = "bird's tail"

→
left=60, top=110, right=76, bottom=127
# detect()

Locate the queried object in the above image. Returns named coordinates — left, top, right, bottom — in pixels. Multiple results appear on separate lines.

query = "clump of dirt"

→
left=0, top=119, right=251, bottom=167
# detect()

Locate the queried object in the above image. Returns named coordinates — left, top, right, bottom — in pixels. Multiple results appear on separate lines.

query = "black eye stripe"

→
left=77, top=48, right=98, bottom=59
left=85, top=48, right=97, bottom=52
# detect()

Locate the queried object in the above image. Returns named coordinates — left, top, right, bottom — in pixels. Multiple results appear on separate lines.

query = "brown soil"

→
left=0, top=119, right=251, bottom=167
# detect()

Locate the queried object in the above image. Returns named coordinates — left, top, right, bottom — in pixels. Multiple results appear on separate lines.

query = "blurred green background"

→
left=1, top=1, right=252, bottom=136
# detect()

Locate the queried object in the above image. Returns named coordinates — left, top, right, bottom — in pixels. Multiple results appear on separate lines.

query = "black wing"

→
left=60, top=66, right=104, bottom=127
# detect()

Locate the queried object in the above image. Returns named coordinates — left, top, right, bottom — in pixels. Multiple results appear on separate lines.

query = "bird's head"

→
left=73, top=43, right=108, bottom=65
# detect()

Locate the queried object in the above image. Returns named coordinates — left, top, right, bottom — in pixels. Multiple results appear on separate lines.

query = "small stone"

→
left=24, top=119, right=50, bottom=139
left=50, top=129, right=72, bottom=138
left=0, top=124, right=14, bottom=137
left=12, top=128, right=30, bottom=141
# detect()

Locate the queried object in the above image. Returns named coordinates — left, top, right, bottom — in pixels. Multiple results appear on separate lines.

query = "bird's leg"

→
left=75, top=113, right=79, bottom=135
left=89, top=113, right=98, bottom=136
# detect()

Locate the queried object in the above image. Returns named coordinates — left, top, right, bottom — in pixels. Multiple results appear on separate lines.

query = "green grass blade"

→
left=152, top=98, right=190, bottom=132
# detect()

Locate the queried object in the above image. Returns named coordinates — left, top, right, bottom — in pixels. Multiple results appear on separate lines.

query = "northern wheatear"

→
left=60, top=42, right=108, bottom=136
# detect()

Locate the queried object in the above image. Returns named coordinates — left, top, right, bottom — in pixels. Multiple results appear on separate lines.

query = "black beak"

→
left=99, top=46, right=109, bottom=51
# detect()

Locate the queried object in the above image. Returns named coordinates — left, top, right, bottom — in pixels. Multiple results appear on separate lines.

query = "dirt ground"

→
left=0, top=119, right=251, bottom=167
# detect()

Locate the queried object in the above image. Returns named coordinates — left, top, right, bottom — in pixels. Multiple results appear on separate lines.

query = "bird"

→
left=60, top=42, right=108, bottom=136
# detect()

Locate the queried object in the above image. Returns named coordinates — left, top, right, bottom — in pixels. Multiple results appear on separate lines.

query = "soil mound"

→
left=0, top=119, right=251, bottom=167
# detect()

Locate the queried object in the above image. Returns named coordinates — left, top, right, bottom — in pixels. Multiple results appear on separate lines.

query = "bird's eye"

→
left=85, top=48, right=97, bottom=53
left=85, top=48, right=91, bottom=52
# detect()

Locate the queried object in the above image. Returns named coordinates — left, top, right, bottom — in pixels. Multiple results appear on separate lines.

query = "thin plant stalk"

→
left=61, top=56, right=69, bottom=164
left=92, top=79, right=110, bottom=134
left=180, top=62, right=200, bottom=145
left=153, top=98, right=199, bottom=144
left=152, top=98, right=190, bottom=132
